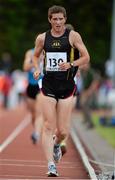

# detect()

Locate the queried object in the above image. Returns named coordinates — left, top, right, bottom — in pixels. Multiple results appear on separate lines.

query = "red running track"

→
left=0, top=104, right=89, bottom=179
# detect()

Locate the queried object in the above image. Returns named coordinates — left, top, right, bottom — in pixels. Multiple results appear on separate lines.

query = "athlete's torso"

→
left=43, top=28, right=79, bottom=80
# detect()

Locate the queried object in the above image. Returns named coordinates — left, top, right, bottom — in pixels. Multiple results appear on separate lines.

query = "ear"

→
left=64, top=17, right=67, bottom=25
left=48, top=17, right=51, bottom=23
left=64, top=17, right=67, bottom=23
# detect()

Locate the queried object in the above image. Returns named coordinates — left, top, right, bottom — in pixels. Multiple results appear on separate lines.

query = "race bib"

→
left=46, top=52, right=67, bottom=71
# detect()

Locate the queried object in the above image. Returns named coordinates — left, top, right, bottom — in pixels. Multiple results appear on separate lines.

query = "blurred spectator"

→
left=97, top=75, right=114, bottom=126
left=0, top=73, right=5, bottom=108
left=0, top=52, right=13, bottom=108
left=0, top=52, right=12, bottom=74
left=98, top=75, right=113, bottom=108
left=8, top=69, right=27, bottom=108
left=74, top=69, right=83, bottom=109
left=80, top=63, right=101, bottom=129
left=0, top=71, right=12, bottom=108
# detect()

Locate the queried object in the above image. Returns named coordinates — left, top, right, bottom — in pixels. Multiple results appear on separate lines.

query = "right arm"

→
left=33, top=33, right=45, bottom=80
left=23, top=49, right=33, bottom=71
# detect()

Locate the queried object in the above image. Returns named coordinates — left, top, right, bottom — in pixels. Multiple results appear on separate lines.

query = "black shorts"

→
left=41, top=76, right=76, bottom=101
left=26, top=84, right=40, bottom=99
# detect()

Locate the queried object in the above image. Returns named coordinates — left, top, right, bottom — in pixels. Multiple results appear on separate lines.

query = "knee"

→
left=57, top=122, right=70, bottom=140
left=44, top=121, right=54, bottom=133
left=57, top=130, right=67, bottom=141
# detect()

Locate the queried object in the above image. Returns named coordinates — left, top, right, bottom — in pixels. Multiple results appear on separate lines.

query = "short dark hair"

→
left=48, top=5, right=67, bottom=19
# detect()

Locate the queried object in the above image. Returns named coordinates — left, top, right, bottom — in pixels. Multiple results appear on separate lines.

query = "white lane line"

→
left=0, top=114, right=31, bottom=153
left=71, top=127, right=98, bottom=180
left=0, top=179, right=71, bottom=180
left=0, top=174, right=70, bottom=179
left=0, top=158, right=77, bottom=165
left=0, top=163, right=78, bottom=169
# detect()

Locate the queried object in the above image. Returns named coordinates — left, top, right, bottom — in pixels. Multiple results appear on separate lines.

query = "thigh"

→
left=40, top=93, right=57, bottom=129
left=26, top=97, right=35, bottom=113
left=57, top=96, right=73, bottom=130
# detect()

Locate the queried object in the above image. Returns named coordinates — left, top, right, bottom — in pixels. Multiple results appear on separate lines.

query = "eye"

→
left=53, top=18, right=57, bottom=21
left=52, top=17, right=64, bottom=21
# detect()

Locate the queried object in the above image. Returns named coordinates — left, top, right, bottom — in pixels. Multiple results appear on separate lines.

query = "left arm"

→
left=70, top=31, right=90, bottom=67
left=59, top=31, right=90, bottom=70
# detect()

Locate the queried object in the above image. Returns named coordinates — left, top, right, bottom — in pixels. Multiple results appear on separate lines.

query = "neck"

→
left=51, top=27, right=66, bottom=37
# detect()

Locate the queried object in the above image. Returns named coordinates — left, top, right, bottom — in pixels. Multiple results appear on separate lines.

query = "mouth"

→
left=56, top=25, right=61, bottom=28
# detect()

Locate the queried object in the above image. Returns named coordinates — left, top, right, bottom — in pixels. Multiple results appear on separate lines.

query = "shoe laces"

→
left=49, top=164, right=56, bottom=172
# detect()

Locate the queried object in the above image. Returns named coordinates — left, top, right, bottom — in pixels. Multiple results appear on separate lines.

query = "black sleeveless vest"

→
left=43, top=28, right=79, bottom=80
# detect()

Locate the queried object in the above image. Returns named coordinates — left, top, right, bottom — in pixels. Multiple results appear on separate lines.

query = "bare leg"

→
left=26, top=97, right=36, bottom=126
left=56, top=96, right=73, bottom=144
left=34, top=94, right=44, bottom=135
left=40, top=94, right=57, bottom=162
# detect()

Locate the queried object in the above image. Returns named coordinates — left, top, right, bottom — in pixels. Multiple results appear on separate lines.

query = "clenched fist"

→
left=33, top=70, right=40, bottom=80
left=59, top=62, right=71, bottom=71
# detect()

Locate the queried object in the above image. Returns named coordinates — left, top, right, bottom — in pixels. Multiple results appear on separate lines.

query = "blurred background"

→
left=0, top=0, right=112, bottom=71
left=0, top=0, right=115, bottom=148
left=0, top=3, right=115, bottom=179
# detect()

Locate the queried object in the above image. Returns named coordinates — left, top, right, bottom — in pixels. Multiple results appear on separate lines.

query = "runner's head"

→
left=48, top=5, right=67, bottom=32
left=48, top=5, right=67, bottom=20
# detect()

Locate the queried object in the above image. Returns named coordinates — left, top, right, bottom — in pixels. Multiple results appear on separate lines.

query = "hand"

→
left=33, top=70, right=40, bottom=80
left=59, top=62, right=71, bottom=71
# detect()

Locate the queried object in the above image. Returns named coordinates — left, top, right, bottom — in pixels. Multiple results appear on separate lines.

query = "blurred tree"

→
left=0, top=0, right=113, bottom=73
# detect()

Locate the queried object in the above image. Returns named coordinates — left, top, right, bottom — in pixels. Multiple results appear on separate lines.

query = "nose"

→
left=56, top=18, right=61, bottom=24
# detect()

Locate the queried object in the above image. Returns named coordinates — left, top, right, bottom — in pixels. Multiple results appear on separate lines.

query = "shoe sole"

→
left=31, top=136, right=38, bottom=144
left=47, top=172, right=59, bottom=177
left=31, top=139, right=37, bottom=144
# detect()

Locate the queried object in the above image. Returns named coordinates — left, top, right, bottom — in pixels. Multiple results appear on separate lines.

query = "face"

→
left=48, top=13, right=66, bottom=33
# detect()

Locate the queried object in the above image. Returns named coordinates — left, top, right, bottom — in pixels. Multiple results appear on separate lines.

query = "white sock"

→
left=48, top=161, right=55, bottom=168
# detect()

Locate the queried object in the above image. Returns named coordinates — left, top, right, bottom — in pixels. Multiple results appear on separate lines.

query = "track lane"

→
left=0, top=105, right=28, bottom=144
left=0, top=105, right=89, bottom=179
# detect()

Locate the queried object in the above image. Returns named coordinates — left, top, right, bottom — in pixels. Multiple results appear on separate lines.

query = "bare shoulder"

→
left=25, top=49, right=33, bottom=58
left=69, top=30, right=85, bottom=49
left=35, top=32, right=46, bottom=46
left=70, top=30, right=82, bottom=41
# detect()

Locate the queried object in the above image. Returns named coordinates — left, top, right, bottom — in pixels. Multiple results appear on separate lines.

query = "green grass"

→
left=92, top=114, right=115, bottom=147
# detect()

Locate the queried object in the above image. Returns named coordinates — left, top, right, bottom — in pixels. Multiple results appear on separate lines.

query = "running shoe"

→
left=31, top=132, right=38, bottom=144
left=47, top=164, right=59, bottom=177
left=53, top=144, right=62, bottom=163
left=60, top=140, right=67, bottom=156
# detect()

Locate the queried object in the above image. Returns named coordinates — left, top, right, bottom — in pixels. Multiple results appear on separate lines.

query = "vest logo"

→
left=51, top=40, right=61, bottom=48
